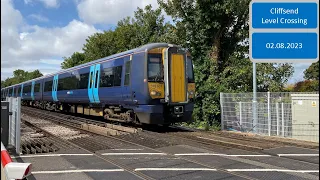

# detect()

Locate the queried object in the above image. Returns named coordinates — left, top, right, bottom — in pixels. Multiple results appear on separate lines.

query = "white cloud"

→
left=28, top=14, right=49, bottom=22
left=77, top=0, right=160, bottom=25
left=1, top=0, right=100, bottom=80
left=24, top=0, right=60, bottom=8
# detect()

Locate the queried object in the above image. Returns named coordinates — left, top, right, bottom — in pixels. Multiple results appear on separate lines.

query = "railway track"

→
left=20, top=106, right=319, bottom=180
left=19, top=107, right=268, bottom=180
left=22, top=106, right=318, bottom=156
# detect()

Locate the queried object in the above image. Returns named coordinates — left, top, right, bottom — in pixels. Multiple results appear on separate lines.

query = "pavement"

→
left=10, top=141, right=319, bottom=180
left=1, top=162, right=5, bottom=180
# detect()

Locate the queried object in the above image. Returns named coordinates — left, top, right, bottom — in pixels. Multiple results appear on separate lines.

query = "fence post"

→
left=239, top=102, right=242, bottom=126
left=276, top=103, right=279, bottom=136
left=282, top=102, right=285, bottom=137
left=268, top=91, right=271, bottom=136
left=15, top=97, right=21, bottom=154
left=220, top=92, right=224, bottom=130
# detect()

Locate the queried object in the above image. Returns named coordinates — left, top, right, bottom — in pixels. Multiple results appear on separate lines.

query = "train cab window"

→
left=9, top=88, right=12, bottom=96
left=187, top=57, right=195, bottom=83
left=124, top=61, right=131, bottom=86
left=147, top=54, right=163, bottom=82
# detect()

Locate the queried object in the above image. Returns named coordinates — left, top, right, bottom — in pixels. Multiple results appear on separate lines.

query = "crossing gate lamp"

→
left=1, top=142, right=32, bottom=179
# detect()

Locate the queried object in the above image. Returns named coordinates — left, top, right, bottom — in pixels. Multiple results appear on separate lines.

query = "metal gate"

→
left=6, top=97, right=21, bottom=154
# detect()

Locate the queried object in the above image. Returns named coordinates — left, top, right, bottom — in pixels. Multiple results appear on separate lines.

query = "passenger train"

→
left=1, top=43, right=195, bottom=125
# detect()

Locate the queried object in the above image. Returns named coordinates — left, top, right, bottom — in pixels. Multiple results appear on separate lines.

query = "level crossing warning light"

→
left=1, top=142, right=32, bottom=180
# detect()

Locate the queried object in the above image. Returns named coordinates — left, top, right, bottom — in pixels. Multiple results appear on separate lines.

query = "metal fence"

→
left=5, top=97, right=21, bottom=154
left=220, top=92, right=319, bottom=142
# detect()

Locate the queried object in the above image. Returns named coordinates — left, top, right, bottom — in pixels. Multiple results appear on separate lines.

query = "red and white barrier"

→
left=1, top=142, right=31, bottom=180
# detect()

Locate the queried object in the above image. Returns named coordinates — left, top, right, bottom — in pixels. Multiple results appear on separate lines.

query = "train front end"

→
left=145, top=44, right=195, bottom=125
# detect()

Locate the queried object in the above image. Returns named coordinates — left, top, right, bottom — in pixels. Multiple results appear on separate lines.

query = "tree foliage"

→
left=1, top=69, right=43, bottom=88
left=58, top=2, right=294, bottom=126
left=304, top=62, right=319, bottom=80
left=159, top=0, right=293, bottom=124
left=61, top=5, right=178, bottom=69
left=293, top=80, right=319, bottom=92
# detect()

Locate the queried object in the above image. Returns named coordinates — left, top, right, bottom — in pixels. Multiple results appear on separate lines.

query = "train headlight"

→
left=188, top=91, right=194, bottom=98
left=150, top=90, right=161, bottom=96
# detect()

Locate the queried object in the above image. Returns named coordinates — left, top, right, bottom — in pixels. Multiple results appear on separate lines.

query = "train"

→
left=1, top=43, right=195, bottom=125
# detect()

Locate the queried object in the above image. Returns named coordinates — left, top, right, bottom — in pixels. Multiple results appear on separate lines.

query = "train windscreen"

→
left=187, top=57, right=195, bottom=83
left=147, top=54, right=164, bottom=82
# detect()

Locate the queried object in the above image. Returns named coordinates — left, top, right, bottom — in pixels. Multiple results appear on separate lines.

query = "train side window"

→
left=34, top=83, right=41, bottom=92
left=44, top=81, right=53, bottom=92
left=89, top=72, right=94, bottom=88
left=124, top=61, right=131, bottom=86
left=113, top=66, right=122, bottom=87
left=79, top=73, right=89, bottom=89
left=58, top=75, right=78, bottom=91
left=23, top=85, right=31, bottom=93
left=100, top=67, right=114, bottom=87
left=95, top=71, right=99, bottom=88
left=17, top=87, right=21, bottom=95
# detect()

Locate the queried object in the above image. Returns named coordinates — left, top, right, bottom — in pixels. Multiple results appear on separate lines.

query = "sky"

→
left=1, top=0, right=311, bottom=84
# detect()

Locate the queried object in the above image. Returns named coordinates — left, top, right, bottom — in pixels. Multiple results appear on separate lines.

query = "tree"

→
left=61, top=4, right=179, bottom=68
left=304, top=62, right=319, bottom=80
left=61, top=52, right=86, bottom=69
left=1, top=69, right=43, bottom=87
left=159, top=0, right=293, bottom=125
left=293, top=80, right=319, bottom=92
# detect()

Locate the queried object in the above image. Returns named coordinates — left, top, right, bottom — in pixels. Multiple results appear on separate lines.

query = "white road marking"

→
left=226, top=169, right=319, bottom=173
left=135, top=168, right=217, bottom=171
left=174, top=153, right=271, bottom=157
left=32, top=169, right=124, bottom=174
left=278, top=154, right=319, bottom=157
left=11, top=154, right=93, bottom=158
left=110, top=149, right=143, bottom=151
left=101, top=153, right=167, bottom=155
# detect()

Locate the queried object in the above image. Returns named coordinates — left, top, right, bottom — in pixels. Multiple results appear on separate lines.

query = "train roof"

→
left=2, top=43, right=180, bottom=89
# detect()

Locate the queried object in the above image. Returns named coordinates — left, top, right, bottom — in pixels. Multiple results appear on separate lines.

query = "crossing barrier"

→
left=1, top=142, right=31, bottom=180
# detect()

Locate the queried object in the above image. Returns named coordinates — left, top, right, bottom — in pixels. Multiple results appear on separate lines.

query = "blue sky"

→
left=1, top=0, right=310, bottom=84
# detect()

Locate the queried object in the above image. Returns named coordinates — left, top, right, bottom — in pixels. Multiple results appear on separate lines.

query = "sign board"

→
left=249, top=0, right=319, bottom=63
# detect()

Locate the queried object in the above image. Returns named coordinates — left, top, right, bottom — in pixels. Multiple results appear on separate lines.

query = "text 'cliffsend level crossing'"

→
left=249, top=0, right=319, bottom=63
left=252, top=2, right=318, bottom=29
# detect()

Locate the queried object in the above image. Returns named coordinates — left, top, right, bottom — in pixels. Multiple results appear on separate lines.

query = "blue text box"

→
left=251, top=33, right=318, bottom=60
left=251, top=2, right=318, bottom=29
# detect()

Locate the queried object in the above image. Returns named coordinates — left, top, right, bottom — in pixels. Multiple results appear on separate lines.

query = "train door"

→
left=31, top=81, right=35, bottom=100
left=163, top=47, right=188, bottom=104
left=52, top=75, right=59, bottom=102
left=88, top=64, right=101, bottom=103
left=122, top=55, right=133, bottom=105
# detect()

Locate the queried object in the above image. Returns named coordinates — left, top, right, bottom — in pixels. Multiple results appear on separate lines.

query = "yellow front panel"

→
left=148, top=82, right=165, bottom=99
left=171, top=54, right=186, bottom=102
